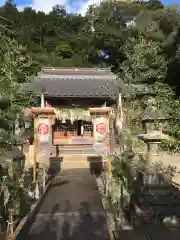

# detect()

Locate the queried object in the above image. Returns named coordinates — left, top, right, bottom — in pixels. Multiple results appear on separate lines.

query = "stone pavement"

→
left=16, top=168, right=109, bottom=240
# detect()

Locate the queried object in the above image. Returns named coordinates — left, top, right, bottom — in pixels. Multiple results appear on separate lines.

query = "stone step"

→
left=61, top=161, right=90, bottom=169
left=63, top=155, right=88, bottom=161
left=49, top=155, right=105, bottom=171
left=53, top=146, right=96, bottom=155
left=62, top=156, right=102, bottom=160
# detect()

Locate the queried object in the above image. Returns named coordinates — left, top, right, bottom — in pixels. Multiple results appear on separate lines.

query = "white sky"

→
left=16, top=0, right=104, bottom=15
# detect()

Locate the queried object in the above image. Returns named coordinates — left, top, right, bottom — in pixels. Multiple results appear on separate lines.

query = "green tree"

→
left=119, top=36, right=167, bottom=85
left=0, top=39, right=39, bottom=156
left=118, top=6, right=180, bottom=149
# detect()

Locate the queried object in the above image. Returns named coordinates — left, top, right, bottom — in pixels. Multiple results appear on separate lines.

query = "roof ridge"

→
left=39, top=75, right=116, bottom=80
left=42, top=67, right=112, bottom=74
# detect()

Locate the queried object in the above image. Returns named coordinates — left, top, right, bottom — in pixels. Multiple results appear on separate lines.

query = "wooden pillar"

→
left=30, top=107, right=55, bottom=183
left=33, top=117, right=37, bottom=183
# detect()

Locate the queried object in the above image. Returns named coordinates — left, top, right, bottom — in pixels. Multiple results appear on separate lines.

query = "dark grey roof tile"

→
left=27, top=68, right=118, bottom=98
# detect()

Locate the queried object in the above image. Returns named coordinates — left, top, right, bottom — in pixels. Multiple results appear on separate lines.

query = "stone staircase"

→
left=24, top=143, right=105, bottom=173
left=60, top=155, right=104, bottom=172
left=61, top=155, right=90, bottom=169
left=56, top=144, right=95, bottom=155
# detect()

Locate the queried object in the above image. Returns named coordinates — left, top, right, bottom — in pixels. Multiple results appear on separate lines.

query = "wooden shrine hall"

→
left=25, top=67, right=119, bottom=155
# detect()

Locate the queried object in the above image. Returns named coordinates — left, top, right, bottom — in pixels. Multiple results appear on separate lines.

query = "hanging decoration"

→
left=54, top=108, right=92, bottom=122
left=116, top=93, right=123, bottom=134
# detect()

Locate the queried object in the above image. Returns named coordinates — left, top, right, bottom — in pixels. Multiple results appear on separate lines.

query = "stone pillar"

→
left=29, top=107, right=56, bottom=193
left=31, top=107, right=55, bottom=166
left=89, top=107, right=112, bottom=157
left=89, top=107, right=112, bottom=194
left=139, top=128, right=168, bottom=165
left=147, top=141, right=161, bottom=163
left=30, top=108, right=55, bottom=186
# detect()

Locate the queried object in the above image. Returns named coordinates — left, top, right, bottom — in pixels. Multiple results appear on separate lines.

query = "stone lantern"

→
left=138, top=98, right=170, bottom=184
left=139, top=98, right=169, bottom=162
left=142, top=98, right=166, bottom=133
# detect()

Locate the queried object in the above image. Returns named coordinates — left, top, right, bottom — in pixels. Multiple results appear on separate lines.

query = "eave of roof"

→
left=26, top=67, right=118, bottom=99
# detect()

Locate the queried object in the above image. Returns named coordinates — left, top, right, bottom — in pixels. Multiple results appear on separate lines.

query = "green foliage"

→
left=0, top=38, right=39, bottom=157
left=108, top=131, right=147, bottom=209
left=0, top=164, right=22, bottom=216
left=161, top=138, right=180, bottom=153
left=55, top=43, right=73, bottom=58
left=120, top=37, right=167, bottom=84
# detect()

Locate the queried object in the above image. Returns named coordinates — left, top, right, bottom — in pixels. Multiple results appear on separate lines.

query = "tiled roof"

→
left=26, top=68, right=118, bottom=98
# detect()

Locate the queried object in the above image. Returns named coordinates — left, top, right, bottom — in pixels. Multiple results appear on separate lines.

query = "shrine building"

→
left=26, top=67, right=119, bottom=155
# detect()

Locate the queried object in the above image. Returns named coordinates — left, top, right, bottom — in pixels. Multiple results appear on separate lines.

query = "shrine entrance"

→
left=53, top=118, right=93, bottom=146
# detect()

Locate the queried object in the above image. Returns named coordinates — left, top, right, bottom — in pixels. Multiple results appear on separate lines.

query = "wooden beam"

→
left=89, top=107, right=112, bottom=114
